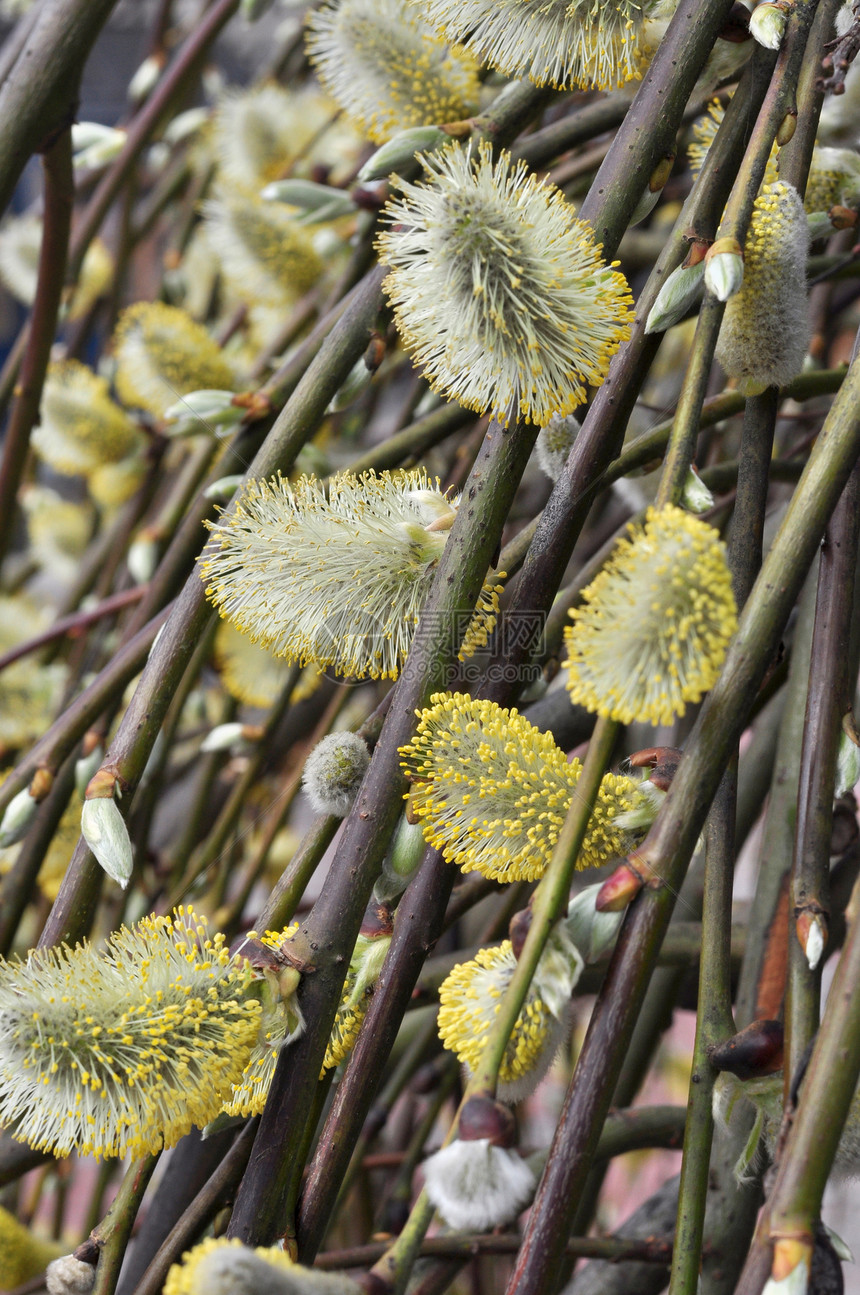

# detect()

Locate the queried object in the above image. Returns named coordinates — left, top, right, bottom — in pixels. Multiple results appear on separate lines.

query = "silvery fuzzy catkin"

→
left=715, top=181, right=810, bottom=392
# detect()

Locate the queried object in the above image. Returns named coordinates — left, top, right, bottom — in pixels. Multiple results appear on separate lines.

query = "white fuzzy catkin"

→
left=303, top=732, right=371, bottom=816
left=715, top=182, right=810, bottom=392
left=46, top=1257, right=96, bottom=1295
left=422, top=1138, right=536, bottom=1230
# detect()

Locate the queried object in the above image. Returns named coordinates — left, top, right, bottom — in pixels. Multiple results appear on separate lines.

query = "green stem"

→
left=90, top=1155, right=159, bottom=1295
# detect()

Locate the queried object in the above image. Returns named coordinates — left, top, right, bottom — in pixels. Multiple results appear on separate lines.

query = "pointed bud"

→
left=377, top=815, right=426, bottom=900
left=705, top=236, right=744, bottom=300
left=0, top=786, right=39, bottom=847
left=204, top=474, right=244, bottom=502
left=645, top=259, right=706, bottom=334
left=566, top=883, right=625, bottom=962
left=163, top=107, right=209, bottom=147
left=163, top=389, right=244, bottom=438
left=796, top=910, right=827, bottom=970
left=681, top=465, right=714, bottom=513
left=81, top=795, right=133, bottom=888
left=708, top=1018, right=783, bottom=1079
left=771, top=1238, right=813, bottom=1288
left=822, top=1225, right=854, bottom=1264
left=776, top=110, right=797, bottom=147
left=749, top=2, right=789, bottom=50
left=260, top=178, right=355, bottom=224
left=127, top=532, right=158, bottom=584
left=836, top=724, right=860, bottom=796
left=628, top=184, right=662, bottom=227
left=358, top=126, right=450, bottom=182
left=596, top=860, right=645, bottom=911
left=71, top=125, right=126, bottom=172
left=127, top=53, right=163, bottom=107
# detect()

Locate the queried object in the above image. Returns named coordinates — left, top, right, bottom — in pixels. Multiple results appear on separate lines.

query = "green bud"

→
left=329, top=356, right=375, bottom=411
left=681, top=465, right=714, bottom=514
left=645, top=259, right=706, bottom=334
left=0, top=787, right=38, bottom=848
left=163, top=389, right=244, bottom=438
left=565, top=883, right=625, bottom=963
left=260, top=179, right=355, bottom=224
left=358, top=126, right=450, bottom=182
left=75, top=745, right=104, bottom=801
left=127, top=533, right=158, bottom=584
left=81, top=795, right=133, bottom=889
left=836, top=726, right=860, bottom=797
left=127, top=53, right=162, bottom=106
left=241, top=0, right=277, bottom=17
left=204, top=474, right=244, bottom=502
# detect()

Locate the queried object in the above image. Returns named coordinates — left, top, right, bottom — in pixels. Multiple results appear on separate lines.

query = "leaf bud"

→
left=645, top=259, right=706, bottom=334
left=776, top=110, right=797, bottom=146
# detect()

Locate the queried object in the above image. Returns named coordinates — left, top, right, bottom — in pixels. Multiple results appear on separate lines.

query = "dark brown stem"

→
left=0, top=587, right=147, bottom=672
left=0, top=126, right=73, bottom=569
left=65, top=0, right=240, bottom=282
left=316, top=1234, right=674, bottom=1269
left=786, top=459, right=860, bottom=1081
left=0, top=0, right=118, bottom=218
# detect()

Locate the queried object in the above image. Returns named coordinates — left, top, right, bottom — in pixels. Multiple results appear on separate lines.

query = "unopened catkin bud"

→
left=715, top=181, right=810, bottom=391
left=81, top=788, right=133, bottom=889
left=749, top=1, right=789, bottom=49
left=0, top=786, right=39, bottom=847
left=260, top=178, right=355, bottom=223
left=46, top=1255, right=96, bottom=1295
left=704, top=236, right=744, bottom=301
left=303, top=732, right=371, bottom=817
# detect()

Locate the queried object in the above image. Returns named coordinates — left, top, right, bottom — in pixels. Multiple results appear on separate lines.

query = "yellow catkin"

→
left=400, top=692, right=646, bottom=882
left=0, top=908, right=260, bottom=1159
left=564, top=505, right=737, bottom=725
left=112, top=301, right=235, bottom=418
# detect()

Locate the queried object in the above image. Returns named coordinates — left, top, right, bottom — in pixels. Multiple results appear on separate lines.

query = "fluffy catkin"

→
left=715, top=181, right=810, bottom=392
